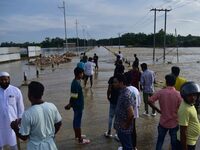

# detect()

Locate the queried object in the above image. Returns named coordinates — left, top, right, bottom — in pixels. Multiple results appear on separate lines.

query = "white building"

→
left=28, top=46, right=41, bottom=57
left=0, top=47, right=21, bottom=63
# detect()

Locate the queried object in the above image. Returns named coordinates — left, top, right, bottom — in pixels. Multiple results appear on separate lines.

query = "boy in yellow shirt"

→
left=177, top=82, right=200, bottom=150
left=171, top=66, right=187, bottom=91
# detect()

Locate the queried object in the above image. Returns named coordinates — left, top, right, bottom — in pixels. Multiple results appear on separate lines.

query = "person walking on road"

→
left=84, top=57, right=95, bottom=88
left=114, top=60, right=125, bottom=76
left=93, top=53, right=99, bottom=70
left=104, top=75, right=120, bottom=138
left=140, top=63, right=156, bottom=116
left=0, top=72, right=24, bottom=150
left=133, top=54, right=139, bottom=69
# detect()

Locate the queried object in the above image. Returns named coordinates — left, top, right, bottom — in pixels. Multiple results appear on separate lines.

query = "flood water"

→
left=1, top=46, right=200, bottom=150
left=0, top=47, right=87, bottom=87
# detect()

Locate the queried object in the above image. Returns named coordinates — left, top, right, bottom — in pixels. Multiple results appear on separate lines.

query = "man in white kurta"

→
left=0, top=72, right=24, bottom=150
left=19, top=102, right=62, bottom=150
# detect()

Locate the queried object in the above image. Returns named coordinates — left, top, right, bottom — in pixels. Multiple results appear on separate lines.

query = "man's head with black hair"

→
left=165, top=74, right=176, bottom=86
left=141, top=63, right=147, bottom=71
left=171, top=66, right=180, bottom=77
left=28, top=81, right=44, bottom=101
left=112, top=74, right=127, bottom=89
left=74, top=67, right=84, bottom=79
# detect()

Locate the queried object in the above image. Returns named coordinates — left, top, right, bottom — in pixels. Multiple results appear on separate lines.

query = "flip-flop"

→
left=78, top=139, right=90, bottom=144
left=104, top=132, right=113, bottom=138
left=75, top=134, right=86, bottom=140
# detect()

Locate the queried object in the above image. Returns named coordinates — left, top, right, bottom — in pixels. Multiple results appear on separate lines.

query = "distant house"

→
left=64, top=43, right=76, bottom=48
left=28, top=46, right=41, bottom=57
left=0, top=47, right=21, bottom=63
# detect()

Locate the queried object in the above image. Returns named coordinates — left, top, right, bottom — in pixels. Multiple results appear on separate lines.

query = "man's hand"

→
left=64, top=103, right=71, bottom=110
left=10, top=119, right=20, bottom=132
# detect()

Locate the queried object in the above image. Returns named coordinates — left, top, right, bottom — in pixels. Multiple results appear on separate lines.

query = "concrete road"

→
left=18, top=46, right=200, bottom=150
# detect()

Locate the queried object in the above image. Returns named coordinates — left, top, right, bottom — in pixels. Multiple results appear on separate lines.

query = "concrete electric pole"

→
left=150, top=8, right=171, bottom=62
left=58, top=1, right=68, bottom=51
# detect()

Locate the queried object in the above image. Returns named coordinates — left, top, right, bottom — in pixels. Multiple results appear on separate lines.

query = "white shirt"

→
left=84, top=61, right=95, bottom=76
left=0, top=85, right=24, bottom=147
left=118, top=53, right=123, bottom=60
left=127, top=86, right=141, bottom=118
left=19, top=102, right=62, bottom=150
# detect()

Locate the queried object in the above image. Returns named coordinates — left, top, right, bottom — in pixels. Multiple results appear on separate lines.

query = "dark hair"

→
left=165, top=74, right=176, bottom=86
left=171, top=66, right=180, bottom=77
left=88, top=57, right=93, bottom=61
left=114, top=74, right=126, bottom=84
left=116, top=55, right=120, bottom=59
left=132, top=61, right=138, bottom=68
left=141, top=63, right=147, bottom=70
left=124, top=71, right=131, bottom=85
left=74, top=67, right=84, bottom=76
left=28, top=81, right=44, bottom=99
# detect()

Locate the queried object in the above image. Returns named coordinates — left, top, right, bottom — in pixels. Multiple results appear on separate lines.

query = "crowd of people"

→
left=1, top=49, right=200, bottom=150
left=108, top=51, right=200, bottom=150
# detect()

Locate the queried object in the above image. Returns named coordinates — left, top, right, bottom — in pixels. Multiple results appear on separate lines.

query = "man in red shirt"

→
left=148, top=74, right=182, bottom=150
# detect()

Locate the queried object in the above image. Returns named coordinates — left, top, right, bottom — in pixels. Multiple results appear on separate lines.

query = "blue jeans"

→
left=108, top=104, right=116, bottom=130
left=117, top=130, right=133, bottom=150
left=73, top=109, right=83, bottom=128
left=176, top=140, right=196, bottom=150
left=156, top=124, right=179, bottom=150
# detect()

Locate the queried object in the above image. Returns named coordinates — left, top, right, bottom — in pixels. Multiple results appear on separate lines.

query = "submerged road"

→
left=18, top=46, right=200, bottom=150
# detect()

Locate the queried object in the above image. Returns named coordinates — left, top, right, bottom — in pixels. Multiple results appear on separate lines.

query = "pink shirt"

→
left=149, top=87, right=182, bottom=128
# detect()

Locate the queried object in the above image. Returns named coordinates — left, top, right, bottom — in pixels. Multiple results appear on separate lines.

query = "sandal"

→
left=104, top=132, right=112, bottom=138
left=75, top=134, right=86, bottom=140
left=78, top=139, right=90, bottom=144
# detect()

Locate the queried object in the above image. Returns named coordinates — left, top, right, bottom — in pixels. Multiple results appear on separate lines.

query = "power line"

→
left=150, top=8, right=171, bottom=62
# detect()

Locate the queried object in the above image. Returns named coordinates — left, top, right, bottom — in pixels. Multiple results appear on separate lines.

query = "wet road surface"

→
left=17, top=46, right=200, bottom=150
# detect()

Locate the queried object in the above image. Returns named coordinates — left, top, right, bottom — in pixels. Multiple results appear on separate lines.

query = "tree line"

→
left=1, top=29, right=200, bottom=48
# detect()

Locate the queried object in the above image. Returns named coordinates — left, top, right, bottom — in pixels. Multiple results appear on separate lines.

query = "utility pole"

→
left=175, top=28, right=179, bottom=63
left=118, top=33, right=121, bottom=50
left=163, top=9, right=171, bottom=62
left=82, top=27, right=86, bottom=48
left=58, top=1, right=68, bottom=51
left=151, top=8, right=157, bottom=62
left=75, top=19, right=79, bottom=54
left=150, top=8, right=171, bottom=63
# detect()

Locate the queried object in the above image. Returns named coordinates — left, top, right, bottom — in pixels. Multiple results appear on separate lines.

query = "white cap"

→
left=0, top=72, right=10, bottom=77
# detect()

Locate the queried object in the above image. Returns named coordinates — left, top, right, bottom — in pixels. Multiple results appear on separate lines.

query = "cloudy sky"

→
left=0, top=0, right=200, bottom=43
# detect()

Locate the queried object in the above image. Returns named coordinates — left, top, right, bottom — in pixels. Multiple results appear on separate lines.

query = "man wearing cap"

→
left=0, top=72, right=24, bottom=150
